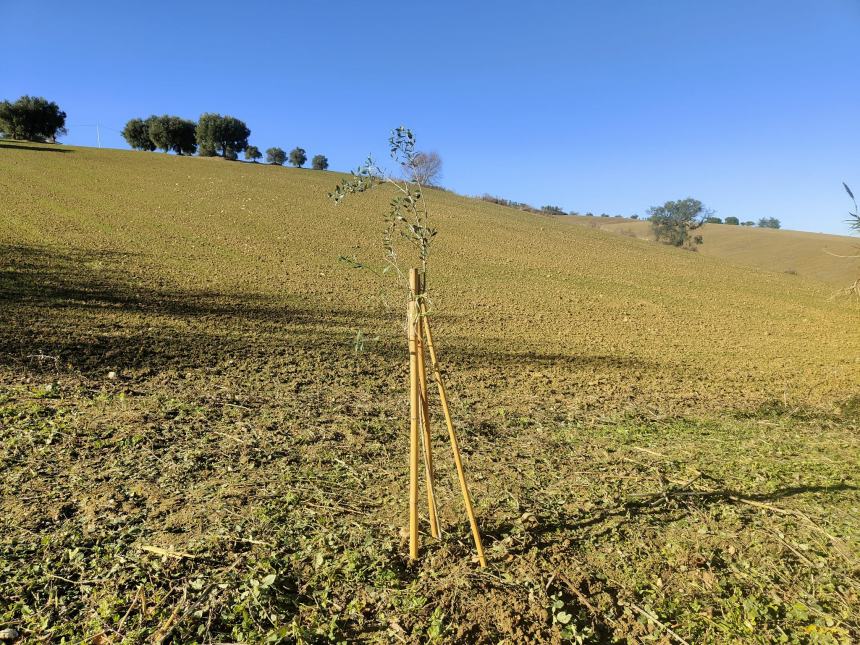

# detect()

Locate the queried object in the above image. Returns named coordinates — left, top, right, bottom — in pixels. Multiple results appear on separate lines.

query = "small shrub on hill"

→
left=542, top=205, right=565, bottom=215
left=480, top=194, right=504, bottom=205
left=479, top=194, right=540, bottom=213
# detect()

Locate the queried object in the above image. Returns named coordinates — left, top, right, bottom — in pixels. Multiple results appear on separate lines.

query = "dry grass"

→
left=1, top=140, right=858, bottom=642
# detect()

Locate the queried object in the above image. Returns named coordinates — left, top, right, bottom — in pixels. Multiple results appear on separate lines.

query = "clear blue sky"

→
left=3, top=1, right=859, bottom=234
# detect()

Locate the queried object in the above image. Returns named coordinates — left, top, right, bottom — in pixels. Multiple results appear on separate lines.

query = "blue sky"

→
left=3, top=1, right=859, bottom=234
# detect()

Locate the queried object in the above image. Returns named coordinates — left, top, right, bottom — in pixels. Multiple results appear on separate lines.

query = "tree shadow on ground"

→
left=489, top=477, right=860, bottom=550
left=0, top=244, right=658, bottom=380
left=0, top=142, right=71, bottom=153
left=475, top=479, right=859, bottom=638
left=0, top=244, right=397, bottom=375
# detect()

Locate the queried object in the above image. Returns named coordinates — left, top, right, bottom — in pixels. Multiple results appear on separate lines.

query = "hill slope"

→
left=2, top=141, right=856, bottom=413
left=1, top=141, right=858, bottom=642
left=562, top=214, right=859, bottom=287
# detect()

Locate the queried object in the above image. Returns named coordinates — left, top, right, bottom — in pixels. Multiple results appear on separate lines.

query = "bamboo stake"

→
left=415, top=274, right=440, bottom=539
left=407, top=270, right=420, bottom=560
left=420, top=304, right=487, bottom=567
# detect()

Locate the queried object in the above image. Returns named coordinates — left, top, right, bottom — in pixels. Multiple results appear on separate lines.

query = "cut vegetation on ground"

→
left=1, top=141, right=858, bottom=643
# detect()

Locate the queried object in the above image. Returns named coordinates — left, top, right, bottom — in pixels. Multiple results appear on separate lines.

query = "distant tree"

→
left=289, top=146, right=307, bottom=167
left=647, top=198, right=708, bottom=248
left=173, top=118, right=197, bottom=155
left=613, top=214, right=623, bottom=218
left=758, top=217, right=781, bottom=229
left=600, top=213, right=609, bottom=218
left=311, top=154, right=329, bottom=170
left=266, top=147, right=286, bottom=165
left=541, top=205, right=565, bottom=215
left=585, top=212, right=594, bottom=217
left=224, top=147, right=238, bottom=161
left=146, top=116, right=172, bottom=153
left=705, top=216, right=722, bottom=224
left=724, top=216, right=740, bottom=225
left=741, top=221, right=755, bottom=226
left=122, top=118, right=155, bottom=151
left=196, top=113, right=250, bottom=157
left=404, top=150, right=443, bottom=185
left=245, top=145, right=262, bottom=162
left=146, top=115, right=197, bottom=155
left=0, top=95, right=66, bottom=142
left=630, top=214, right=639, bottom=220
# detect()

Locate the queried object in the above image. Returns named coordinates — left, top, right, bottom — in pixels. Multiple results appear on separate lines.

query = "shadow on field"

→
left=0, top=142, right=71, bottom=153
left=0, top=244, right=395, bottom=375
left=0, top=244, right=657, bottom=383
left=510, top=480, right=860, bottom=548
left=442, top=343, right=651, bottom=371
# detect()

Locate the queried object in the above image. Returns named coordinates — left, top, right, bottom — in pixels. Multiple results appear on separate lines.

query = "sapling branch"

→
left=330, top=127, right=437, bottom=298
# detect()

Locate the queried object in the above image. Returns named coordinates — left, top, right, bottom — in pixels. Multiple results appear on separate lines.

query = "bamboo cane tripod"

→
left=407, top=268, right=486, bottom=567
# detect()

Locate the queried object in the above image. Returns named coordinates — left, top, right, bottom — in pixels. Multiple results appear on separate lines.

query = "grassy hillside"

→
left=1, top=141, right=858, bottom=643
left=563, top=214, right=859, bottom=287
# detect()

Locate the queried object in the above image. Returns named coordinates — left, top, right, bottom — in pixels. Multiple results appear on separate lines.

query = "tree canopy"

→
left=0, top=95, right=67, bottom=142
left=146, top=115, right=197, bottom=155
left=266, top=147, right=286, bottom=165
left=245, top=146, right=262, bottom=162
left=724, top=216, right=740, bottom=225
left=758, top=217, right=781, bottom=229
left=405, top=150, right=442, bottom=185
left=196, top=113, right=250, bottom=157
left=289, top=147, right=307, bottom=167
left=647, top=198, right=708, bottom=248
left=122, top=118, right=155, bottom=151
left=311, top=154, right=328, bottom=170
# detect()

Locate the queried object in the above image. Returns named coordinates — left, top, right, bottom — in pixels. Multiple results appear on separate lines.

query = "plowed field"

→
left=2, top=141, right=858, bottom=643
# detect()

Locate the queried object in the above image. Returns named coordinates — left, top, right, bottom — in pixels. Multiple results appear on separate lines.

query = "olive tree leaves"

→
left=330, top=127, right=437, bottom=290
left=844, top=182, right=859, bottom=233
